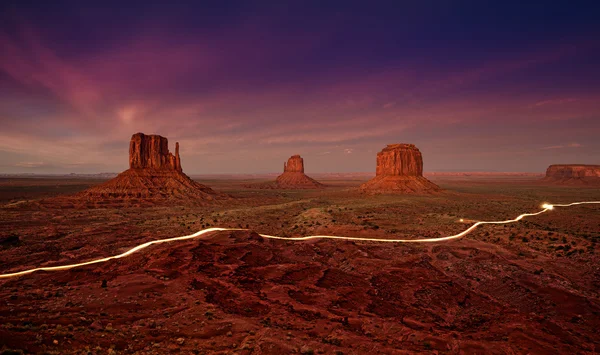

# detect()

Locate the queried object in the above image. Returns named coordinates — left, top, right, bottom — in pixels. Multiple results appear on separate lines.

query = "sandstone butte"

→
left=359, top=143, right=441, bottom=194
left=78, top=133, right=221, bottom=203
left=129, top=133, right=182, bottom=171
left=276, top=155, right=325, bottom=189
left=541, top=164, right=600, bottom=185
left=249, top=155, right=325, bottom=189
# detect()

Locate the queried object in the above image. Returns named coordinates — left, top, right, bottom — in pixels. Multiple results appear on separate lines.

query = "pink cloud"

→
left=0, top=22, right=599, bottom=174
left=14, top=161, right=46, bottom=168
left=0, top=28, right=102, bottom=118
left=530, top=98, right=579, bottom=108
left=541, top=142, right=583, bottom=150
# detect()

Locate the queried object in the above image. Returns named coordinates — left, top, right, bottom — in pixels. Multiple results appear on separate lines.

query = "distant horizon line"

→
left=0, top=171, right=547, bottom=177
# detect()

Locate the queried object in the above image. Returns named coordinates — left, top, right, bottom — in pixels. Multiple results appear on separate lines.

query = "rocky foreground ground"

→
left=0, top=176, right=599, bottom=354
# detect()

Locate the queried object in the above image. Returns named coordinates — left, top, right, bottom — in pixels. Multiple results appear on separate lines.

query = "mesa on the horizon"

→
left=541, top=164, right=600, bottom=185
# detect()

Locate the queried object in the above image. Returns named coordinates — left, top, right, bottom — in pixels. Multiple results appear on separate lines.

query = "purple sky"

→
left=1, top=1, right=599, bottom=174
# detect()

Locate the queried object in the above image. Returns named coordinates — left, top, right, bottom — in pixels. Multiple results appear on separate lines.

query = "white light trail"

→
left=1, top=201, right=598, bottom=279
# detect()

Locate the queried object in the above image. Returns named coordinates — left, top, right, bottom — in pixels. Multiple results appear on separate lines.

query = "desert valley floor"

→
left=1, top=175, right=600, bottom=354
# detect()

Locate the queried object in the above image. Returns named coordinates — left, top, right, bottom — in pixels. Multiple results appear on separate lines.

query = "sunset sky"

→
left=1, top=1, right=599, bottom=174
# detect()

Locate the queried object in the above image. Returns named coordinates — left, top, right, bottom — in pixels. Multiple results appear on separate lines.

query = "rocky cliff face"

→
left=360, top=144, right=440, bottom=194
left=284, top=155, right=304, bottom=173
left=542, top=164, right=600, bottom=185
left=129, top=133, right=182, bottom=171
left=376, top=144, right=423, bottom=177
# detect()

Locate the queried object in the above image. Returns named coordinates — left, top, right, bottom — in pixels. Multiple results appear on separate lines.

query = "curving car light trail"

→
left=1, top=201, right=598, bottom=279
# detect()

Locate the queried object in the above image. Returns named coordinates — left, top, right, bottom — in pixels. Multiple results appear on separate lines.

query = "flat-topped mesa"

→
left=545, top=164, right=600, bottom=178
left=129, top=133, right=182, bottom=171
left=360, top=143, right=440, bottom=194
left=376, top=144, right=423, bottom=177
left=284, top=155, right=304, bottom=173
left=542, top=164, right=600, bottom=186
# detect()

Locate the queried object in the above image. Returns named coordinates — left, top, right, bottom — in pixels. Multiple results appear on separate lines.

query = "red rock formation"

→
left=360, top=144, right=440, bottom=194
left=175, top=142, right=181, bottom=172
left=376, top=144, right=423, bottom=176
left=77, top=133, right=222, bottom=204
left=248, top=155, right=324, bottom=189
left=129, top=133, right=182, bottom=171
left=284, top=155, right=304, bottom=173
left=541, top=164, right=600, bottom=185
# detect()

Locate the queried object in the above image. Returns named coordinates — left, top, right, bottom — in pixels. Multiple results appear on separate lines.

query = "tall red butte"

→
left=129, top=133, right=182, bottom=171
left=78, top=133, right=221, bottom=203
left=359, top=144, right=440, bottom=193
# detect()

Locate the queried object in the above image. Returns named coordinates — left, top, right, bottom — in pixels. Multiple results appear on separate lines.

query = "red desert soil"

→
left=1, top=175, right=600, bottom=354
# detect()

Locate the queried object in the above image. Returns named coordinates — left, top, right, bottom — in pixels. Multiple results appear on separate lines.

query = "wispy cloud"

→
left=530, top=98, right=578, bottom=108
left=0, top=18, right=599, bottom=173
left=541, top=142, right=583, bottom=150
left=14, top=161, right=46, bottom=168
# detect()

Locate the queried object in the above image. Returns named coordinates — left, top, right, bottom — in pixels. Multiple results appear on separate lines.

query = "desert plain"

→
left=0, top=174, right=599, bottom=354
